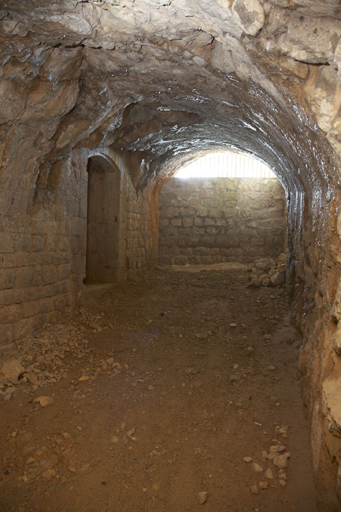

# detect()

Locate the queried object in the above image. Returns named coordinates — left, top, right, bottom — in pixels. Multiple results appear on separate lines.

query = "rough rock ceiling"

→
left=0, top=0, right=340, bottom=207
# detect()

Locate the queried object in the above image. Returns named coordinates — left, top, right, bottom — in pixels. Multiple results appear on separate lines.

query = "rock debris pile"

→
left=0, top=306, right=121, bottom=402
left=248, top=253, right=286, bottom=288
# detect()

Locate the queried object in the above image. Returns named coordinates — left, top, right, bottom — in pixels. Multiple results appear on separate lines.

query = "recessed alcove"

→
left=158, top=151, right=287, bottom=266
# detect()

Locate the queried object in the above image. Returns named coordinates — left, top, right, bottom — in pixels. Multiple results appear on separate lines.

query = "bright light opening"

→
left=175, top=151, right=276, bottom=179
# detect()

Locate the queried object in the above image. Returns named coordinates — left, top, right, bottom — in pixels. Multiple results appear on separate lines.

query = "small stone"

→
left=230, top=374, right=241, bottom=382
left=230, top=323, right=237, bottom=327
left=248, top=279, right=260, bottom=288
left=259, top=481, right=268, bottom=490
left=33, top=396, right=54, bottom=407
left=42, top=469, right=55, bottom=480
left=276, top=445, right=286, bottom=453
left=271, top=272, right=285, bottom=286
left=1, top=360, right=24, bottom=383
left=68, top=464, right=77, bottom=473
left=279, top=479, right=287, bottom=487
left=148, top=385, right=154, bottom=391
left=28, top=374, right=38, bottom=385
left=5, top=387, right=17, bottom=395
left=243, top=457, right=253, bottom=463
left=195, top=332, right=210, bottom=339
left=250, top=484, right=259, bottom=494
left=277, top=425, right=289, bottom=435
left=278, top=469, right=287, bottom=480
left=252, top=462, right=263, bottom=473
left=198, top=491, right=208, bottom=504
left=127, top=427, right=136, bottom=438
left=273, top=452, right=291, bottom=469
left=265, top=468, right=273, bottom=479
left=79, top=375, right=89, bottom=382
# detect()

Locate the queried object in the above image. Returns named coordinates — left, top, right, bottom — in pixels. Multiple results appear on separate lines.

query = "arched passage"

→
left=0, top=1, right=341, bottom=508
left=158, top=150, right=287, bottom=267
left=85, top=156, right=120, bottom=284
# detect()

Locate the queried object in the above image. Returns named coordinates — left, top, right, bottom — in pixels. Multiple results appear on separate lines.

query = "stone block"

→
left=0, top=323, right=13, bottom=345
left=216, top=237, right=239, bottom=248
left=15, top=267, right=34, bottom=288
left=194, top=247, right=210, bottom=256
left=46, top=235, right=60, bottom=252
left=204, top=218, right=215, bottom=226
left=66, top=197, right=80, bottom=216
left=32, top=267, right=42, bottom=286
left=201, top=256, right=215, bottom=265
left=179, top=247, right=193, bottom=255
left=21, top=300, right=41, bottom=319
left=188, top=256, right=201, bottom=265
left=249, top=237, right=265, bottom=246
left=159, top=219, right=169, bottom=228
left=171, top=218, right=182, bottom=227
left=173, top=255, right=187, bottom=266
left=12, top=316, right=43, bottom=340
left=206, top=226, right=222, bottom=235
left=70, top=235, right=83, bottom=254
left=54, top=293, right=72, bottom=311
left=0, top=269, right=15, bottom=290
left=180, top=207, right=196, bottom=216
left=42, top=265, right=57, bottom=285
left=183, top=217, right=194, bottom=227
left=208, top=208, right=221, bottom=217
left=0, top=233, right=16, bottom=253
left=171, top=199, right=185, bottom=207
left=164, top=207, right=179, bottom=217
left=0, top=304, right=20, bottom=324
left=39, top=297, right=55, bottom=313
left=194, top=218, right=203, bottom=227
left=0, top=288, right=25, bottom=306
left=177, top=229, right=191, bottom=238
left=19, top=234, right=32, bottom=252
left=32, top=235, right=46, bottom=252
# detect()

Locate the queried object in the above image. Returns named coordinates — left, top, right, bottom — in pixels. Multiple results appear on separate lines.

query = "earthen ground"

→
left=0, top=266, right=317, bottom=512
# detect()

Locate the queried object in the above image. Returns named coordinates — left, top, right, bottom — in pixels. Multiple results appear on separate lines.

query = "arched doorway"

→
left=85, top=156, right=120, bottom=283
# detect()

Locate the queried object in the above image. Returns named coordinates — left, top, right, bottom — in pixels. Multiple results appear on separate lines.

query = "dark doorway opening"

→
left=85, top=156, right=120, bottom=283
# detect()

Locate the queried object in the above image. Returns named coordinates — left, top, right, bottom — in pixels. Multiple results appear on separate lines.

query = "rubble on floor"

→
left=0, top=308, right=121, bottom=402
left=247, top=253, right=286, bottom=288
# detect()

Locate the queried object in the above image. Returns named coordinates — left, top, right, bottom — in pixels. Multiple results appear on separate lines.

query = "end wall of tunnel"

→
left=158, top=175, right=287, bottom=266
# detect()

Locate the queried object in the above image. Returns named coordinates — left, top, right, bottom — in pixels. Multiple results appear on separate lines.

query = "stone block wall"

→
left=0, top=148, right=156, bottom=347
left=158, top=177, right=286, bottom=265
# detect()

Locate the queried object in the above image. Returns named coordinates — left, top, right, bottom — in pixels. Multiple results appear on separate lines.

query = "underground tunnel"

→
left=0, top=0, right=341, bottom=510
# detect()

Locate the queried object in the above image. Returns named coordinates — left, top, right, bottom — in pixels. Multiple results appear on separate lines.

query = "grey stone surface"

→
left=158, top=177, right=286, bottom=265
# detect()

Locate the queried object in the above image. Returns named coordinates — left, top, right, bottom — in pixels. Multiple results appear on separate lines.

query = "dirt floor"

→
left=0, top=265, right=318, bottom=512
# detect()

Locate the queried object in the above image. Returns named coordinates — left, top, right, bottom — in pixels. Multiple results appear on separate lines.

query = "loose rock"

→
left=198, top=491, right=208, bottom=504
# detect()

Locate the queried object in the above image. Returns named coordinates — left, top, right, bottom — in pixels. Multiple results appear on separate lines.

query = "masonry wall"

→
left=0, top=148, right=156, bottom=347
left=158, top=177, right=286, bottom=265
